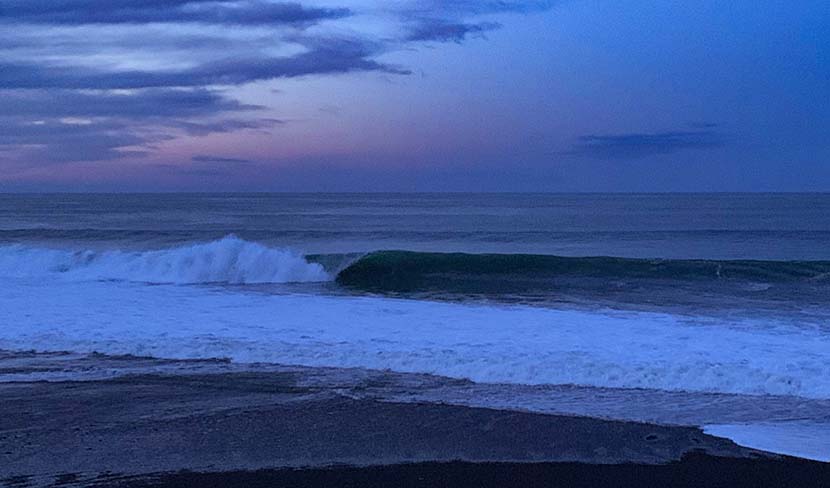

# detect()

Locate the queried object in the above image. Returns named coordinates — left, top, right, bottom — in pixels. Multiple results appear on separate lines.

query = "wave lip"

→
left=0, top=235, right=329, bottom=284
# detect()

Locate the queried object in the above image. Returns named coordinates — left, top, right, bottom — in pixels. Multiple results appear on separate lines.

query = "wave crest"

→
left=0, top=236, right=329, bottom=284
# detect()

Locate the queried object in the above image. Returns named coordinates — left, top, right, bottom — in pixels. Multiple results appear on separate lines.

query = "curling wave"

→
left=335, top=250, right=830, bottom=293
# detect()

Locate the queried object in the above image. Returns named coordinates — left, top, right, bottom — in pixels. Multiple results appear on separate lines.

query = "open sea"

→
left=1, top=193, right=829, bottom=461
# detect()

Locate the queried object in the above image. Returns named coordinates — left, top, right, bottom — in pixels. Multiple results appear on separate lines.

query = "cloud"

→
left=0, top=116, right=280, bottom=163
left=0, top=1, right=350, bottom=26
left=0, top=89, right=277, bottom=162
left=168, top=118, right=283, bottom=136
left=0, top=88, right=260, bottom=118
left=152, top=163, right=234, bottom=177
left=401, top=0, right=554, bottom=15
left=0, top=42, right=407, bottom=89
left=1, top=0, right=553, bottom=167
left=155, top=156, right=258, bottom=177
left=397, top=1, right=553, bottom=44
left=1, top=117, right=279, bottom=163
left=566, top=128, right=724, bottom=159
left=688, top=121, right=720, bottom=129
left=0, top=119, right=155, bottom=162
left=405, top=20, right=501, bottom=43
left=0, top=3, right=406, bottom=165
left=192, top=155, right=253, bottom=164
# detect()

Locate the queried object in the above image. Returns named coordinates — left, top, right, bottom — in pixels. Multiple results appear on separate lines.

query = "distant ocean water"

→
left=1, top=193, right=829, bottom=460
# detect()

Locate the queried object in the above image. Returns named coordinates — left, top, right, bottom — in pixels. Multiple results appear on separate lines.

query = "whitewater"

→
left=1, top=238, right=828, bottom=400
left=0, top=236, right=329, bottom=284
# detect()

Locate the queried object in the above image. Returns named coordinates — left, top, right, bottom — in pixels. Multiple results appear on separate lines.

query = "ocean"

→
left=1, top=193, right=829, bottom=461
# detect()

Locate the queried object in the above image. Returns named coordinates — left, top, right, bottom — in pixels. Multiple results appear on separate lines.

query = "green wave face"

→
left=335, top=251, right=830, bottom=294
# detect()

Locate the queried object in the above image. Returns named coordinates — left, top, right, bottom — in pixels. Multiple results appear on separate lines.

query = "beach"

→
left=4, top=352, right=829, bottom=488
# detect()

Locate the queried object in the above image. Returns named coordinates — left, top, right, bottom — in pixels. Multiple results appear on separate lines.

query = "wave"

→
left=4, top=237, right=830, bottom=292
left=335, top=251, right=830, bottom=293
left=0, top=236, right=329, bottom=284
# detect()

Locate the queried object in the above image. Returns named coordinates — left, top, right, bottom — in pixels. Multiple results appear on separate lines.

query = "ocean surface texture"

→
left=1, top=193, right=829, bottom=461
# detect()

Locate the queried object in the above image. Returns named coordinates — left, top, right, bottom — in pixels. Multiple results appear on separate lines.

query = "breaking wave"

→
left=4, top=237, right=830, bottom=293
left=0, top=235, right=329, bottom=284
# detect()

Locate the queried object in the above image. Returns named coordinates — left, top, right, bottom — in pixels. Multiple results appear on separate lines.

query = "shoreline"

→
left=3, top=353, right=829, bottom=486
left=4, top=357, right=829, bottom=488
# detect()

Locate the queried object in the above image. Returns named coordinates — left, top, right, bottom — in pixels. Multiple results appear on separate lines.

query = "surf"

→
left=1, top=280, right=829, bottom=400
left=3, top=236, right=830, bottom=293
left=0, top=235, right=329, bottom=284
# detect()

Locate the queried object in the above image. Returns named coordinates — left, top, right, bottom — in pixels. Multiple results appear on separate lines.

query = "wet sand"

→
left=1, top=354, right=828, bottom=487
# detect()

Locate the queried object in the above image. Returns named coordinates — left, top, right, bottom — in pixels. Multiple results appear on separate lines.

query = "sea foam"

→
left=0, top=235, right=328, bottom=284
left=1, top=278, right=828, bottom=400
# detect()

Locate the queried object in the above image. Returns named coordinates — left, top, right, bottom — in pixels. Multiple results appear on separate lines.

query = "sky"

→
left=1, top=0, right=828, bottom=192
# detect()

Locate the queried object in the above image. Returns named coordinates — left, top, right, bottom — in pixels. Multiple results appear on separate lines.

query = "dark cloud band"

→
left=192, top=155, right=253, bottom=164
left=0, top=88, right=276, bottom=162
left=0, top=1, right=350, bottom=26
left=0, top=39, right=408, bottom=89
left=405, top=20, right=501, bottom=43
left=567, top=129, right=724, bottom=159
left=0, top=88, right=260, bottom=118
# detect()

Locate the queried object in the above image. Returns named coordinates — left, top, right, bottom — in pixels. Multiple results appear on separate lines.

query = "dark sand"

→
left=1, top=354, right=828, bottom=487
left=87, top=454, right=830, bottom=488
